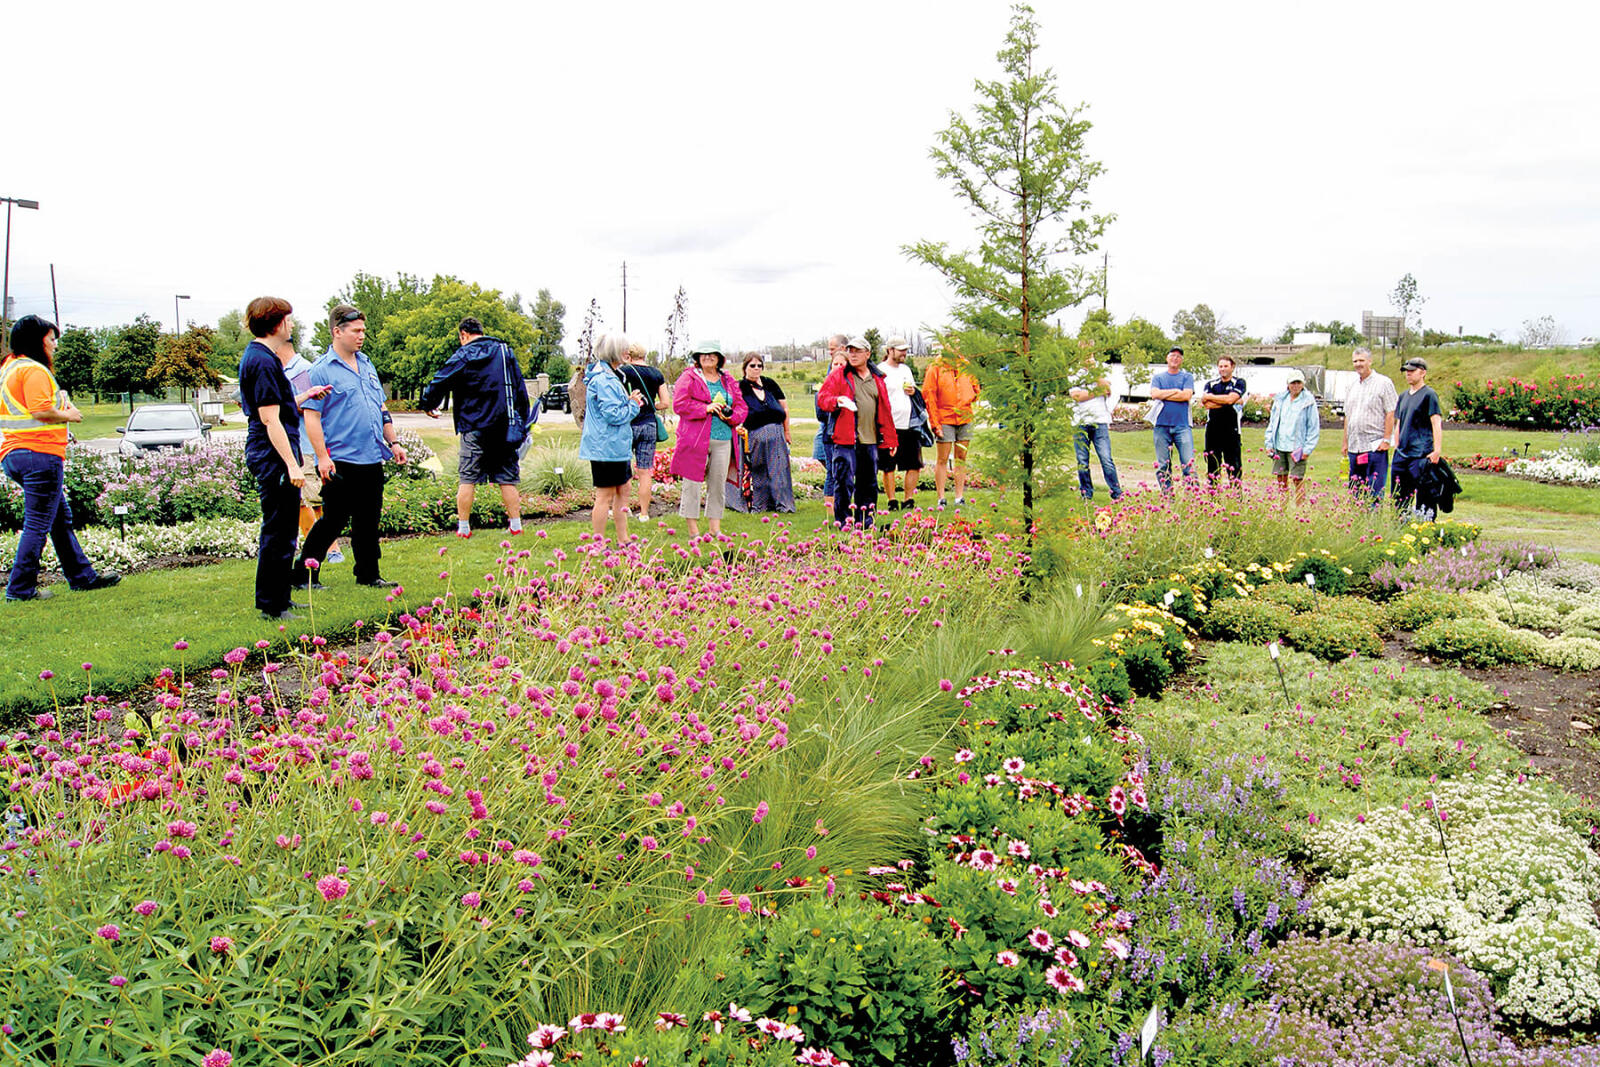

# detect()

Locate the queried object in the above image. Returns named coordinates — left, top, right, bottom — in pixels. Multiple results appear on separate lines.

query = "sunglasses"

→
left=335, top=309, right=365, bottom=326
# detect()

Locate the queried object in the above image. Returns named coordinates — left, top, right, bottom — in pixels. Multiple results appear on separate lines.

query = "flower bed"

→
left=1452, top=375, right=1600, bottom=430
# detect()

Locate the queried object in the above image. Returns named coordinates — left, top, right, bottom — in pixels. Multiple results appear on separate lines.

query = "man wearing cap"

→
left=817, top=336, right=898, bottom=528
left=1200, top=356, right=1247, bottom=486
left=293, top=305, right=409, bottom=590
left=1392, top=357, right=1444, bottom=518
left=1342, top=346, right=1398, bottom=507
left=1149, top=346, right=1196, bottom=495
left=1261, top=369, right=1319, bottom=504
left=877, top=338, right=922, bottom=510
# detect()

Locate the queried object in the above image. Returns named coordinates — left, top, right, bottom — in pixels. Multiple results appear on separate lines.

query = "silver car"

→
left=117, top=404, right=211, bottom=455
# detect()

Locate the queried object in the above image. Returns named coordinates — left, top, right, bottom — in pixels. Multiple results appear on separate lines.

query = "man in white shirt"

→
left=1341, top=346, right=1399, bottom=506
left=1070, top=373, right=1122, bottom=500
left=877, top=338, right=923, bottom=510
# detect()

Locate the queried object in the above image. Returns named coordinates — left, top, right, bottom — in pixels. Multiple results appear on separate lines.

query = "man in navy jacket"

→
left=421, top=317, right=531, bottom=537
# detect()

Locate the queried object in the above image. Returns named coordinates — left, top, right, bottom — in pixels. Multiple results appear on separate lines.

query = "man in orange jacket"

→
left=817, top=337, right=898, bottom=529
left=922, top=348, right=980, bottom=508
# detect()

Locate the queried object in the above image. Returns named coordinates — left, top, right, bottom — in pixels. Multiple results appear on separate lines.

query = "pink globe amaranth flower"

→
left=38, top=670, right=53, bottom=681
left=805, top=845, right=817, bottom=860
left=461, top=892, right=482, bottom=908
left=109, top=974, right=128, bottom=987
left=210, top=936, right=233, bottom=954
left=202, top=1051, right=233, bottom=1067
left=133, top=900, right=158, bottom=917
left=752, top=800, right=769, bottom=824
left=736, top=895, right=753, bottom=914
left=173, top=641, right=189, bottom=651
left=939, top=679, right=954, bottom=691
left=96, top=923, right=120, bottom=941
left=316, top=875, right=350, bottom=902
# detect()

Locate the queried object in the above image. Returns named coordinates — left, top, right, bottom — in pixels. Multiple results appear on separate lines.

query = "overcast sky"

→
left=7, top=0, right=1596, bottom=355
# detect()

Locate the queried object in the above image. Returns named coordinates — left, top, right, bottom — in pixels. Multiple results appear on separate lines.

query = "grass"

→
left=1267, top=344, right=1600, bottom=395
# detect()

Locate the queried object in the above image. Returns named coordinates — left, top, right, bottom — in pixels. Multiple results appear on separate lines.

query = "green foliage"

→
left=309, top=270, right=428, bottom=356
left=728, top=897, right=951, bottom=1067
left=1274, top=319, right=1365, bottom=346
left=1131, top=576, right=1204, bottom=625
left=94, top=314, right=163, bottom=394
left=1076, top=308, right=1169, bottom=367
left=1199, top=598, right=1295, bottom=644
left=522, top=442, right=592, bottom=496
left=1283, top=551, right=1351, bottom=596
left=146, top=325, right=222, bottom=400
left=378, top=476, right=508, bottom=535
left=1383, top=588, right=1494, bottom=632
left=544, top=349, right=572, bottom=385
left=1390, top=272, right=1425, bottom=346
left=1411, top=617, right=1540, bottom=667
left=1254, top=582, right=1315, bottom=612
left=904, top=4, right=1112, bottom=554
left=862, top=327, right=883, bottom=359
left=1450, top=374, right=1600, bottom=430
left=529, top=287, right=566, bottom=377
left=1171, top=303, right=1246, bottom=359
left=376, top=277, right=538, bottom=396
left=1282, top=612, right=1383, bottom=661
left=52, top=326, right=99, bottom=396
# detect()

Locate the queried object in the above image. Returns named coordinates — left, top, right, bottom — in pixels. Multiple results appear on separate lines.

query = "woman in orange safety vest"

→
left=1, top=315, right=120, bottom=601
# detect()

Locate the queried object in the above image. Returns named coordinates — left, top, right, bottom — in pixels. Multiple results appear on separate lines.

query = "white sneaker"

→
left=954, top=497, right=965, bottom=506
left=637, top=512, right=651, bottom=523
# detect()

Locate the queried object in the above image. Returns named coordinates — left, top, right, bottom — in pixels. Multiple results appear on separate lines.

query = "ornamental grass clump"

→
left=1307, top=777, right=1600, bottom=1027
left=0, top=528, right=1021, bottom=1065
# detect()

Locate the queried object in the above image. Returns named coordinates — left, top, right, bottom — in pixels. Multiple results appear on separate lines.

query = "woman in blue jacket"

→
left=579, top=334, right=645, bottom=541
left=1262, top=369, right=1320, bottom=504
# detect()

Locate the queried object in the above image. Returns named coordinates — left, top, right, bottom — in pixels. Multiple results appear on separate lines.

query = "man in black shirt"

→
left=1200, top=356, right=1246, bottom=486
left=1391, top=357, right=1444, bottom=518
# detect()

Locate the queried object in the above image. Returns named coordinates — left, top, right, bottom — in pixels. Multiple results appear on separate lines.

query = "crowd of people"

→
left=1072, top=344, right=1452, bottom=518
left=0, top=307, right=1454, bottom=616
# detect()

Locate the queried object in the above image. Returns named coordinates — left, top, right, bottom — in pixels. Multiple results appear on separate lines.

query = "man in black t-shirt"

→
left=1200, top=356, right=1247, bottom=486
left=1391, top=357, right=1444, bottom=519
left=619, top=343, right=671, bottom=521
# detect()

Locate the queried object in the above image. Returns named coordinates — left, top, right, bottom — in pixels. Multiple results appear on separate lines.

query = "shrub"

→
left=1282, top=612, right=1382, bottom=661
left=1284, top=550, right=1351, bottom=596
left=378, top=478, right=510, bottom=535
left=1199, top=598, right=1295, bottom=644
left=1131, top=577, right=1204, bottom=626
left=1253, top=582, right=1316, bottom=613
left=1383, top=588, right=1495, bottom=631
left=1096, top=603, right=1192, bottom=700
left=727, top=897, right=951, bottom=1067
left=1412, top=617, right=1540, bottom=667
left=1452, top=374, right=1600, bottom=431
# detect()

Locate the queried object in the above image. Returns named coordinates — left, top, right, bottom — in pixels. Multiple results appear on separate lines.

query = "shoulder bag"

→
left=501, top=343, right=538, bottom=458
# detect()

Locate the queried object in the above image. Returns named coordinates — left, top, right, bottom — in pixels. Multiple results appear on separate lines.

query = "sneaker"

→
left=937, top=498, right=947, bottom=510
left=456, top=529, right=473, bottom=539
left=954, top=496, right=966, bottom=507
left=357, top=578, right=399, bottom=589
left=5, top=589, right=53, bottom=602
left=260, top=608, right=300, bottom=621
left=324, top=549, right=346, bottom=565
left=636, top=512, right=651, bottom=523
left=508, top=527, right=524, bottom=536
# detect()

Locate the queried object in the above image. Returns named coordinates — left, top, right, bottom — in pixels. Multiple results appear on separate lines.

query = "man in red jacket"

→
left=817, top=336, right=898, bottom=529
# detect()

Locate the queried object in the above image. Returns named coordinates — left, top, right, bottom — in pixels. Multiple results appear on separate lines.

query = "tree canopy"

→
left=147, top=325, right=222, bottom=402
left=95, top=315, right=164, bottom=396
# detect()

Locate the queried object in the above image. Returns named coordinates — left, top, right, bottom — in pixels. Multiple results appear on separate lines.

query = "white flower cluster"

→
left=1511, top=450, right=1600, bottom=485
left=1308, top=777, right=1600, bottom=1027
left=0, top=519, right=258, bottom=574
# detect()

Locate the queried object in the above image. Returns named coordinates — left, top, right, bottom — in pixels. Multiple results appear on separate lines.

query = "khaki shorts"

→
left=1271, top=450, right=1308, bottom=478
left=301, top=467, right=324, bottom=507
left=937, top=422, right=974, bottom=444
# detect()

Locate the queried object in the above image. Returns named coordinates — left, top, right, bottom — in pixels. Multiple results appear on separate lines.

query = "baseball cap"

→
left=1402, top=357, right=1428, bottom=371
left=846, top=336, right=869, bottom=350
left=1285, top=369, right=1306, bottom=384
left=886, top=336, right=909, bottom=350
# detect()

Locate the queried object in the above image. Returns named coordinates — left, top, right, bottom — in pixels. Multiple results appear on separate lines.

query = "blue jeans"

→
left=1347, top=450, right=1389, bottom=507
left=3, top=450, right=97, bottom=599
left=1152, top=424, right=1195, bottom=494
left=830, top=443, right=879, bottom=528
left=1074, top=423, right=1122, bottom=500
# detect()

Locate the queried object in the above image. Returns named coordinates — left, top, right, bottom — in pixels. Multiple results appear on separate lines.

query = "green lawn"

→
left=74, top=400, right=245, bottom=441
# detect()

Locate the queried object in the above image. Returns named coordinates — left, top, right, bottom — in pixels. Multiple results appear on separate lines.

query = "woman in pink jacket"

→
left=671, top=339, right=747, bottom=539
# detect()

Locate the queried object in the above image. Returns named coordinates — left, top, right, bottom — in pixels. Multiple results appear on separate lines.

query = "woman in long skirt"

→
left=728, top=353, right=794, bottom=513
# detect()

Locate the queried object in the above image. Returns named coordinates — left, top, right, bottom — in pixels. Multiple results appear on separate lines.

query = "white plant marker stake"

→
left=1075, top=583, right=1083, bottom=599
left=1269, top=641, right=1292, bottom=708
left=1138, top=1004, right=1161, bottom=1061
left=1163, top=590, right=1176, bottom=609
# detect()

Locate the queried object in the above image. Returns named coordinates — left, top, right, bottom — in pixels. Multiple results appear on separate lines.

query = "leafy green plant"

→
left=1282, top=613, right=1382, bottom=661
left=1382, top=588, right=1494, bottom=632
left=522, top=442, right=593, bottom=496
left=1199, top=598, right=1295, bottom=644
left=1411, top=617, right=1540, bottom=667
left=726, top=897, right=951, bottom=1067
left=1252, top=582, right=1315, bottom=613
left=1283, top=551, right=1350, bottom=596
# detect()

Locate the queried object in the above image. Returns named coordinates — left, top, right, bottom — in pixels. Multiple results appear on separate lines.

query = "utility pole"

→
left=1101, top=250, right=1109, bottom=313
left=50, top=264, right=60, bottom=329
left=2, top=196, right=41, bottom=349
left=621, top=261, right=628, bottom=332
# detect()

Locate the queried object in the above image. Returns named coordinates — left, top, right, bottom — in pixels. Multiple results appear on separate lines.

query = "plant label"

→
left=113, top=505, right=129, bottom=516
left=1163, top=590, right=1176, bottom=608
left=1140, top=1004, right=1160, bottom=1056
left=1204, top=546, right=1214, bottom=559
left=1496, top=569, right=1504, bottom=581
left=553, top=467, right=564, bottom=475
left=1075, top=584, right=1083, bottom=598
left=1304, top=574, right=1316, bottom=588
left=1269, top=641, right=1280, bottom=659
left=1444, top=968, right=1457, bottom=1013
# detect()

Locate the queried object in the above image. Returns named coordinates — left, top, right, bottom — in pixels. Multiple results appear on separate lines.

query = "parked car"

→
left=117, top=404, right=210, bottom=456
left=541, top=384, right=570, bottom=413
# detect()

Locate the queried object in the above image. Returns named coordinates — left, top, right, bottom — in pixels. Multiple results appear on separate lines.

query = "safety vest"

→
left=0, top=357, right=66, bottom=450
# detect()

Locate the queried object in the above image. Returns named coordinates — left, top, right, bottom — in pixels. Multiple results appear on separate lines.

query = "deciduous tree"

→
left=1389, top=273, right=1425, bottom=349
left=905, top=4, right=1112, bottom=569
left=374, top=279, right=536, bottom=397
left=95, top=315, right=164, bottom=396
left=147, top=326, right=222, bottom=402
left=529, top=288, right=567, bottom=376
left=52, top=327, right=99, bottom=398
left=1171, top=303, right=1246, bottom=358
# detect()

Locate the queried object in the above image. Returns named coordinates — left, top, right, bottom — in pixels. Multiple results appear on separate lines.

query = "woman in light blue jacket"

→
left=1262, top=369, right=1320, bottom=503
left=579, top=334, right=644, bottom=541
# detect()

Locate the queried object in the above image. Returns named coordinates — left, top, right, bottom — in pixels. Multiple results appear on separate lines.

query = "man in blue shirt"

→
left=1149, top=346, right=1196, bottom=494
left=293, top=305, right=409, bottom=589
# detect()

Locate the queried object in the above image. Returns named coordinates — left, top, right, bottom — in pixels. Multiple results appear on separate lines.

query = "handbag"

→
left=655, top=413, right=669, bottom=443
left=908, top=389, right=936, bottom=448
left=1143, top=398, right=1163, bottom=425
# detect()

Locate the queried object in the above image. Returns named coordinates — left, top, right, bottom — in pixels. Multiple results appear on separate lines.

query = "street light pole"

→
left=175, top=294, right=191, bottom=336
left=2, top=196, right=41, bottom=350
